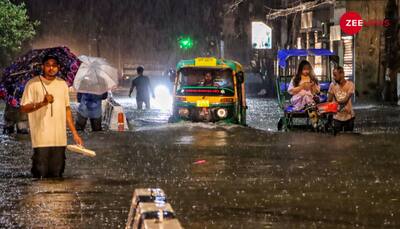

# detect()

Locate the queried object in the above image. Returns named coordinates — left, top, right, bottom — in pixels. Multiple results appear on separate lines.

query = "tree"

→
left=0, top=0, right=39, bottom=67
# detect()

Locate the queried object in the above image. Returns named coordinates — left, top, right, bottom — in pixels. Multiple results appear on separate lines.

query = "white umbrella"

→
left=73, top=55, right=118, bottom=95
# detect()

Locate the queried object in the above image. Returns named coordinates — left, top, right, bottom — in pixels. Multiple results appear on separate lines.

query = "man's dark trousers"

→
left=136, top=97, right=150, bottom=110
left=31, top=147, right=66, bottom=178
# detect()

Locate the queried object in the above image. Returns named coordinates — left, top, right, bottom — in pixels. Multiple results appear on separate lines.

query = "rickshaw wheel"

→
left=286, top=115, right=293, bottom=131
left=332, top=128, right=337, bottom=136
left=278, top=116, right=290, bottom=131
left=330, top=121, right=337, bottom=136
left=326, top=114, right=337, bottom=136
left=277, top=118, right=284, bottom=131
left=319, top=114, right=336, bottom=136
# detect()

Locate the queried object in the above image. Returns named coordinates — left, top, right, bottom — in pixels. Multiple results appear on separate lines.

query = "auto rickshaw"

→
left=275, top=49, right=339, bottom=133
left=169, top=57, right=247, bottom=125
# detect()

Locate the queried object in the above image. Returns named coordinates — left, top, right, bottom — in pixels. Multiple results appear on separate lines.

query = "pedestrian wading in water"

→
left=129, top=66, right=155, bottom=110
left=328, top=66, right=356, bottom=132
left=20, top=54, right=83, bottom=178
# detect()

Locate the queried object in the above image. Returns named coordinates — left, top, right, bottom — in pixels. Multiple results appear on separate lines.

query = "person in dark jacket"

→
left=75, top=92, right=108, bottom=131
left=128, top=66, right=155, bottom=110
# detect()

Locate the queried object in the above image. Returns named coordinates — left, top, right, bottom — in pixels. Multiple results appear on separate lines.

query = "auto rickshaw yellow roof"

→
left=176, top=57, right=243, bottom=72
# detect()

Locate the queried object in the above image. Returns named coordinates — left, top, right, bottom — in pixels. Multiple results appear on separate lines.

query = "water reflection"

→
left=176, top=130, right=228, bottom=148
left=2, top=97, right=400, bottom=228
left=191, top=155, right=227, bottom=181
left=19, top=179, right=86, bottom=227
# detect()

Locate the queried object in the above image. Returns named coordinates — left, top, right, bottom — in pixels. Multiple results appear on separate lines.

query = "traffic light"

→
left=178, top=36, right=194, bottom=50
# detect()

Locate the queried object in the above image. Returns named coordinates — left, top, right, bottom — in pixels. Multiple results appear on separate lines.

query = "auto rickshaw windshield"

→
left=177, top=68, right=234, bottom=92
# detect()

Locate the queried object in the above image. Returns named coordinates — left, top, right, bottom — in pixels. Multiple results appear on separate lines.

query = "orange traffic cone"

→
left=118, top=112, right=125, bottom=131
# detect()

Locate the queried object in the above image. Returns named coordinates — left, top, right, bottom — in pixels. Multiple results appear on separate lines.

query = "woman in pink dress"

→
left=288, top=60, right=320, bottom=111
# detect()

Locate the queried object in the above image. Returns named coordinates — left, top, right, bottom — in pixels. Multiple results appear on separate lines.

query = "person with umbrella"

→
left=72, top=55, right=119, bottom=131
left=75, top=91, right=108, bottom=131
left=20, top=54, right=83, bottom=178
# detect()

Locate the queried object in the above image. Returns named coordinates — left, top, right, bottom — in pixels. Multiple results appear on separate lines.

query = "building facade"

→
left=243, top=0, right=400, bottom=101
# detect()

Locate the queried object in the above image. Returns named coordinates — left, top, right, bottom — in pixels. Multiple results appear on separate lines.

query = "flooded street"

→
left=1, top=0, right=400, bottom=227
left=1, top=96, right=400, bottom=228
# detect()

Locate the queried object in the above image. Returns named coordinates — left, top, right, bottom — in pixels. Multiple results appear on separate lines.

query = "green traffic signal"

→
left=178, top=36, right=194, bottom=49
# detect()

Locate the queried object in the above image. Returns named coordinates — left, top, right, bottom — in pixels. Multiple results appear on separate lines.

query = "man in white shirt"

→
left=21, top=54, right=83, bottom=178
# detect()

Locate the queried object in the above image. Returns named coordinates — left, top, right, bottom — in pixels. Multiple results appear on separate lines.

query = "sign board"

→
left=195, top=57, right=217, bottom=67
left=301, top=12, right=313, bottom=29
left=330, top=25, right=341, bottom=41
left=342, top=36, right=354, bottom=78
left=251, top=22, right=272, bottom=49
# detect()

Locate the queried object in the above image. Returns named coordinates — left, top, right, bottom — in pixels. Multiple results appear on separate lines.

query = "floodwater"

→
left=1, top=96, right=400, bottom=228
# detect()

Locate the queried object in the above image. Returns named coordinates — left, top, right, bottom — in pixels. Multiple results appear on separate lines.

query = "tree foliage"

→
left=0, top=0, right=39, bottom=66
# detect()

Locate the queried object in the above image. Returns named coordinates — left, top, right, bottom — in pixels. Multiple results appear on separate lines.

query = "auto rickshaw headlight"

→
left=178, top=108, right=189, bottom=117
left=217, top=108, right=228, bottom=118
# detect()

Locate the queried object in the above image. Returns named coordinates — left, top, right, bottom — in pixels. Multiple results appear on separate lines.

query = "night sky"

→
left=17, top=0, right=228, bottom=68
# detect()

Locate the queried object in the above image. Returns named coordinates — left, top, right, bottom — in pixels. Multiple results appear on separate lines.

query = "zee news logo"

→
left=340, top=11, right=393, bottom=35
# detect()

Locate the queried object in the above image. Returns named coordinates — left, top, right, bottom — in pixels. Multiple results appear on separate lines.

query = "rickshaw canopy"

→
left=278, top=49, right=335, bottom=69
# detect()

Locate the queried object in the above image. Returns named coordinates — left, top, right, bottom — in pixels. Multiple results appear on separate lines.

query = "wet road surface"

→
left=1, top=97, right=400, bottom=228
